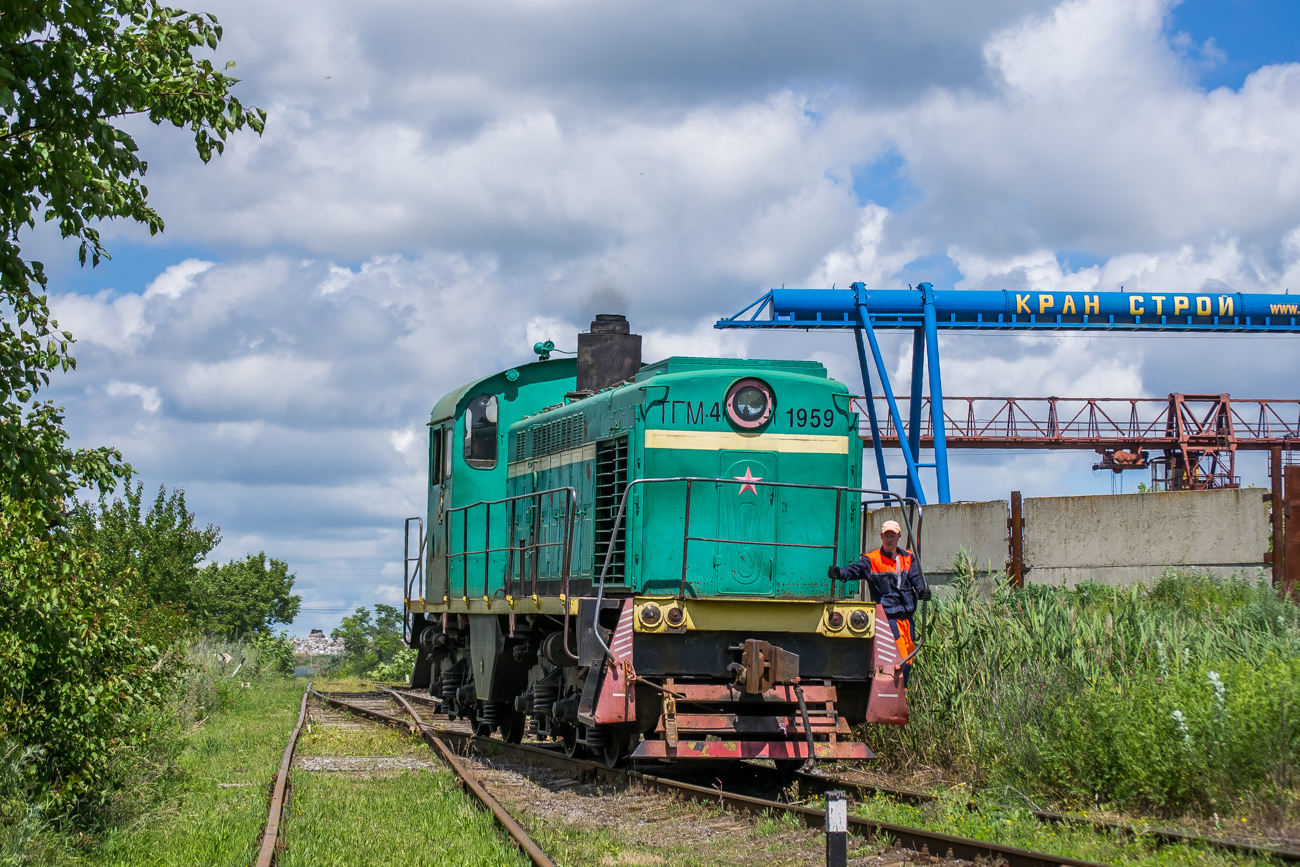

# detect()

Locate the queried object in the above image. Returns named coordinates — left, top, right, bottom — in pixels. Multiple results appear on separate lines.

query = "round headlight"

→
left=725, top=379, right=773, bottom=429
left=849, top=609, right=869, bottom=631
left=640, top=604, right=662, bottom=626
left=827, top=610, right=845, bottom=630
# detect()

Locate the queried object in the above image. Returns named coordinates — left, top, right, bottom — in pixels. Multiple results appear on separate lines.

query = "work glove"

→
left=827, top=565, right=842, bottom=580
left=918, top=584, right=932, bottom=602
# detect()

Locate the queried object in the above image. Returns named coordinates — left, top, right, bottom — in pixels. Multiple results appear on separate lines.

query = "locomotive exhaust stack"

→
left=576, top=313, right=641, bottom=393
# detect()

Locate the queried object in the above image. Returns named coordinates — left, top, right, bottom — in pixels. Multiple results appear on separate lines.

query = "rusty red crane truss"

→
left=850, top=394, right=1300, bottom=490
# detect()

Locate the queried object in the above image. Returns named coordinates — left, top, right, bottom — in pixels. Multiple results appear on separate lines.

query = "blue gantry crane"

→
left=715, top=282, right=1300, bottom=503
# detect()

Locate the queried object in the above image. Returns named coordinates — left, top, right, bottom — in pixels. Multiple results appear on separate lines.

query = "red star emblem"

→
left=733, top=467, right=762, bottom=495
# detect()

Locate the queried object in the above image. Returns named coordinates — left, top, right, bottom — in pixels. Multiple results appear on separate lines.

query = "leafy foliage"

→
left=71, top=486, right=299, bottom=638
left=1, top=0, right=264, bottom=517
left=332, top=605, right=406, bottom=677
left=70, top=482, right=221, bottom=607
left=0, top=498, right=189, bottom=811
left=192, top=553, right=301, bottom=638
left=0, top=0, right=264, bottom=827
left=366, top=647, right=416, bottom=683
left=249, top=631, right=297, bottom=678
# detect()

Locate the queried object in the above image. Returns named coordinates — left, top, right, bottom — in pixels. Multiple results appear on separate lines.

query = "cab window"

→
left=442, top=425, right=453, bottom=479
left=464, top=395, right=498, bottom=469
left=429, top=428, right=444, bottom=486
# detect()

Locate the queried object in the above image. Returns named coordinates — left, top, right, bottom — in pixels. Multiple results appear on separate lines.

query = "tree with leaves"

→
left=70, top=482, right=222, bottom=606
left=332, top=605, right=406, bottom=676
left=192, top=552, right=301, bottom=638
left=0, top=0, right=263, bottom=812
left=71, top=486, right=300, bottom=637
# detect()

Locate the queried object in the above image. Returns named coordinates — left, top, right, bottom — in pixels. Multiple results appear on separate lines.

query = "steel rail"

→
left=253, top=685, right=311, bottom=867
left=390, top=705, right=1109, bottom=867
left=791, top=769, right=1300, bottom=864
left=383, top=689, right=557, bottom=867
left=311, top=688, right=556, bottom=867
left=391, top=687, right=1300, bottom=863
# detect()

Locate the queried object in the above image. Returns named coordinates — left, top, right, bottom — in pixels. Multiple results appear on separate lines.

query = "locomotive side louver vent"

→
left=527, top=415, right=587, bottom=458
left=593, top=436, right=629, bottom=583
left=514, top=431, right=527, bottom=461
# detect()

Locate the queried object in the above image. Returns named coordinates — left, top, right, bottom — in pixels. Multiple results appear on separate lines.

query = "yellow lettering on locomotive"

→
left=1085, top=295, right=1100, bottom=314
left=1038, top=294, right=1054, bottom=314
left=1174, top=297, right=1189, bottom=315
left=1016, top=294, right=1031, bottom=314
left=1061, top=296, right=1077, bottom=315
left=1130, top=296, right=1145, bottom=315
left=1151, top=295, right=1166, bottom=315
left=1219, top=296, right=1234, bottom=315
left=1197, top=296, right=1211, bottom=316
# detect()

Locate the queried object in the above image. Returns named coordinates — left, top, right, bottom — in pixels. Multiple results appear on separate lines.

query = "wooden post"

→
left=1270, top=446, right=1284, bottom=588
left=1285, top=466, right=1299, bottom=602
left=1008, top=491, right=1024, bottom=588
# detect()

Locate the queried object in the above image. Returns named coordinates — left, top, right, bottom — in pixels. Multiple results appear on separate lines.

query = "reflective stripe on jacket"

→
left=841, top=547, right=923, bottom=618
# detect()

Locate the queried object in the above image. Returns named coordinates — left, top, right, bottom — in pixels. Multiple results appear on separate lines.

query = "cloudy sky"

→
left=32, top=0, right=1300, bottom=631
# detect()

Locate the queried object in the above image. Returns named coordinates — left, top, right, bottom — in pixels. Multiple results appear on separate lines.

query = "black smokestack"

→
left=576, top=314, right=642, bottom=393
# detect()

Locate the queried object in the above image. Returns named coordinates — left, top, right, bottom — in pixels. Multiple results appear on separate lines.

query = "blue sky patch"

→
left=42, top=239, right=226, bottom=297
left=896, top=252, right=963, bottom=290
left=851, top=151, right=920, bottom=209
left=1169, top=0, right=1300, bottom=91
left=1056, top=249, right=1106, bottom=273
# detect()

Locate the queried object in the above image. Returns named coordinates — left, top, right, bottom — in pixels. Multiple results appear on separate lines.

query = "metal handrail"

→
left=592, top=477, right=929, bottom=665
left=442, top=486, right=580, bottom=601
left=403, top=516, right=425, bottom=643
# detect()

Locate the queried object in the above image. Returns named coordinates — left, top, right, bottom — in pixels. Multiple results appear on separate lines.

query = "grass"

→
left=869, top=566, right=1300, bottom=822
left=277, top=769, right=528, bottom=867
left=850, top=793, right=1283, bottom=867
left=42, top=676, right=533, bottom=867
left=58, top=676, right=305, bottom=867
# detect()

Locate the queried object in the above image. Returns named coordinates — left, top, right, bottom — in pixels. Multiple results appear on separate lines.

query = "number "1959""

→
left=787, top=408, right=834, bottom=428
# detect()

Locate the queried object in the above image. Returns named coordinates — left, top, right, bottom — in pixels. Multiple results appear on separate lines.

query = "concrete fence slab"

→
left=861, top=488, right=1272, bottom=589
left=1022, top=488, right=1271, bottom=587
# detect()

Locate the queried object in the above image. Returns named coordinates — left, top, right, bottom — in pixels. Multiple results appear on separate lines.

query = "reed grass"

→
left=869, top=561, right=1300, bottom=815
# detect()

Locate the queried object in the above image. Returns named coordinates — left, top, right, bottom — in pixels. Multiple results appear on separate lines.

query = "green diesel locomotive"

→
left=404, top=314, right=924, bottom=766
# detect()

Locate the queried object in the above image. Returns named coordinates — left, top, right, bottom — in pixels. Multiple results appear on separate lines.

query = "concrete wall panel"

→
left=1022, top=488, right=1271, bottom=586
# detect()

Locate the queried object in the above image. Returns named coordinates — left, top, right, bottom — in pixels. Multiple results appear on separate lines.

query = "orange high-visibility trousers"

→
left=889, top=618, right=915, bottom=687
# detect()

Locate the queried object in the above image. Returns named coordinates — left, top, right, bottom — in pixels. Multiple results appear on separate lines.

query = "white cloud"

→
left=105, top=381, right=162, bottom=413
left=144, top=258, right=214, bottom=299
left=40, top=0, right=1300, bottom=632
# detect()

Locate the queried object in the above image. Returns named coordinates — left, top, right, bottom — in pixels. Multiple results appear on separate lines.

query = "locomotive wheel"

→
left=470, top=704, right=492, bottom=737
left=561, top=725, right=580, bottom=758
left=499, top=709, right=526, bottom=744
left=598, top=733, right=625, bottom=768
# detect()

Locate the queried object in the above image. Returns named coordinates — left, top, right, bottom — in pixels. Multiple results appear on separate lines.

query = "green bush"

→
left=0, top=499, right=189, bottom=814
left=366, top=647, right=417, bottom=683
left=871, top=561, right=1300, bottom=814
left=333, top=605, right=407, bottom=678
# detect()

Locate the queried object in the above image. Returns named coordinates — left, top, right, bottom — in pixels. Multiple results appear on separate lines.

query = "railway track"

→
left=790, top=769, right=1300, bottom=864
left=382, top=687, right=1298, bottom=867
left=279, top=686, right=1299, bottom=867
left=252, top=686, right=556, bottom=867
left=378, top=689, right=1104, bottom=867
